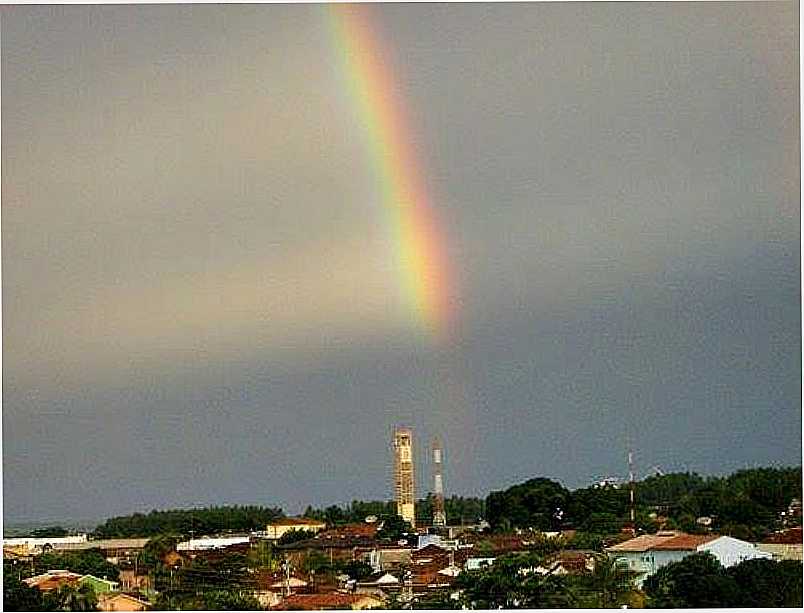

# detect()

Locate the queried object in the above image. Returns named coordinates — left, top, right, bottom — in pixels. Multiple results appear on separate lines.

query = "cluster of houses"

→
left=18, top=570, right=150, bottom=611
left=4, top=517, right=802, bottom=610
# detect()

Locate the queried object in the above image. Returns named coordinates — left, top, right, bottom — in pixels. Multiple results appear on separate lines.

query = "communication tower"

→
left=393, top=426, right=416, bottom=527
left=432, top=437, right=446, bottom=527
left=628, top=448, right=636, bottom=528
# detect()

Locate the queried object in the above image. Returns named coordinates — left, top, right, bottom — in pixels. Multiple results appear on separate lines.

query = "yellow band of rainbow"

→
left=328, top=4, right=456, bottom=344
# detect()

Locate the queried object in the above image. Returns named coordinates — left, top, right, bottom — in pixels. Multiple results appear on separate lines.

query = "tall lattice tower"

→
left=432, top=437, right=446, bottom=527
left=393, top=426, right=416, bottom=527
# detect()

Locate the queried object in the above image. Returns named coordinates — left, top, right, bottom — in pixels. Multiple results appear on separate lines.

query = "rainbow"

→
left=328, top=4, right=456, bottom=344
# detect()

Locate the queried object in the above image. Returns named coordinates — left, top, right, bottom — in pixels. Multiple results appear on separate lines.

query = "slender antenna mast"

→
left=628, top=448, right=636, bottom=528
left=432, top=436, right=446, bottom=527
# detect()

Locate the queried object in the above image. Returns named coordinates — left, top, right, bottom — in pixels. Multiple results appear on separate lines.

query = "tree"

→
left=455, top=553, right=578, bottom=609
left=376, top=515, right=413, bottom=542
left=29, top=526, right=69, bottom=538
left=643, top=552, right=741, bottom=608
left=727, top=558, right=803, bottom=608
left=570, top=555, right=633, bottom=608
left=277, top=529, right=318, bottom=546
left=3, top=573, right=45, bottom=611
left=486, top=478, right=570, bottom=532
left=35, top=549, right=119, bottom=582
left=201, top=589, right=262, bottom=610
left=247, top=539, right=278, bottom=572
left=341, top=560, right=374, bottom=581
left=139, top=534, right=181, bottom=569
left=564, top=531, right=605, bottom=551
left=93, top=504, right=284, bottom=538
left=42, top=583, right=98, bottom=612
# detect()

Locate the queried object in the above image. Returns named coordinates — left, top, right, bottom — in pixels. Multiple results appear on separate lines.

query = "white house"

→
left=4, top=534, right=88, bottom=554
left=465, top=557, right=496, bottom=571
left=606, top=531, right=771, bottom=588
left=176, top=536, right=250, bottom=551
left=699, top=536, right=772, bottom=568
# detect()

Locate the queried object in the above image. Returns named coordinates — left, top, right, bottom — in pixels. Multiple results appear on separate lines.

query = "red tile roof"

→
left=606, top=532, right=718, bottom=552
left=651, top=534, right=719, bottom=550
left=272, top=592, right=380, bottom=610
left=24, top=571, right=83, bottom=592
left=606, top=533, right=678, bottom=553
left=762, top=527, right=803, bottom=545
left=318, top=523, right=378, bottom=539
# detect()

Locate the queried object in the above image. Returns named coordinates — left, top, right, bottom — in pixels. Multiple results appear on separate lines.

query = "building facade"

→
left=393, top=427, right=416, bottom=527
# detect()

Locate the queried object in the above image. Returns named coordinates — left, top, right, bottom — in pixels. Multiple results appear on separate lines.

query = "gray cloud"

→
left=3, top=2, right=799, bottom=522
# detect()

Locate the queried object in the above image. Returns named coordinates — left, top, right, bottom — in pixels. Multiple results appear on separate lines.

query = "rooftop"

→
left=271, top=592, right=381, bottom=610
left=762, top=527, right=803, bottom=545
left=269, top=517, right=327, bottom=527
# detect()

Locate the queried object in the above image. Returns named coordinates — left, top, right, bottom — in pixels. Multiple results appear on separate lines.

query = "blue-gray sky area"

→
left=3, top=2, right=800, bottom=523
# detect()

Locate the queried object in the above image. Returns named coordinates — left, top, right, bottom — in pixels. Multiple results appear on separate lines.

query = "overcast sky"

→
left=3, top=2, right=800, bottom=524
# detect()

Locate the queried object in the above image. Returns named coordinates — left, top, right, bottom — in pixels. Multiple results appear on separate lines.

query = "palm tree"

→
left=583, top=554, right=634, bottom=608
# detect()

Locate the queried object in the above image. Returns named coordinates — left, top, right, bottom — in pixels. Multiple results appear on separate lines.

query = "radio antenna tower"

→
left=392, top=426, right=416, bottom=528
left=628, top=447, right=636, bottom=529
left=432, top=436, right=446, bottom=527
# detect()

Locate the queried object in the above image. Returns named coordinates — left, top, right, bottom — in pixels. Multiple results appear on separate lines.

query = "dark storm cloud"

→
left=2, top=2, right=799, bottom=522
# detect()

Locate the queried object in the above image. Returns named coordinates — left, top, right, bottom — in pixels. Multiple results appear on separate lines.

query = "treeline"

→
left=92, top=505, right=284, bottom=538
left=302, top=495, right=484, bottom=527
left=78, top=465, right=802, bottom=539
left=486, top=466, right=802, bottom=540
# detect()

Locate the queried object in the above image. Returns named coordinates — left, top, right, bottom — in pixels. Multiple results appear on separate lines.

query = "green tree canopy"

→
left=93, top=504, right=284, bottom=538
left=454, top=552, right=578, bottom=609
left=727, top=558, right=803, bottom=608
left=485, top=478, right=570, bottom=531
left=35, top=549, right=120, bottom=582
left=643, top=552, right=741, bottom=608
left=3, top=572, right=45, bottom=611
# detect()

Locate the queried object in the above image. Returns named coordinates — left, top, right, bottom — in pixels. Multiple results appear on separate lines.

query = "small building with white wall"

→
left=606, top=531, right=771, bottom=588
left=264, top=517, right=327, bottom=540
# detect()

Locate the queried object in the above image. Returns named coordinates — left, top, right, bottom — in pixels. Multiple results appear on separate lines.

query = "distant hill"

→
left=3, top=518, right=100, bottom=537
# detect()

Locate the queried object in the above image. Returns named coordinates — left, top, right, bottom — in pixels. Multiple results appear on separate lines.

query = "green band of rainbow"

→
left=328, top=4, right=456, bottom=344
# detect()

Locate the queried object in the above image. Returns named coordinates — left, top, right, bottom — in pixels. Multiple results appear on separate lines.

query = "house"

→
left=465, top=557, right=496, bottom=570
left=253, top=589, right=284, bottom=609
left=79, top=574, right=120, bottom=594
left=4, top=535, right=88, bottom=553
left=52, top=538, right=150, bottom=565
left=270, top=576, right=309, bottom=592
left=356, top=571, right=400, bottom=589
left=271, top=592, right=384, bottom=610
left=97, top=592, right=150, bottom=611
left=265, top=517, right=327, bottom=540
left=412, top=544, right=448, bottom=564
left=3, top=544, right=38, bottom=560
left=317, top=523, right=378, bottom=540
left=24, top=570, right=84, bottom=591
left=756, top=527, right=803, bottom=561
left=176, top=535, right=251, bottom=551
left=279, top=534, right=376, bottom=568
left=537, top=551, right=597, bottom=575
left=364, top=546, right=413, bottom=572
left=606, top=531, right=771, bottom=587
left=698, top=535, right=772, bottom=567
